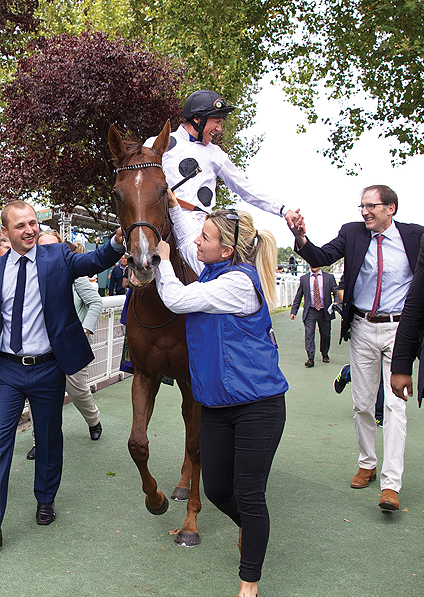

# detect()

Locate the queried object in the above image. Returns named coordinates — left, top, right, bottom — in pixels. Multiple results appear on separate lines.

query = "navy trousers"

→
left=200, top=394, right=286, bottom=583
left=0, top=357, right=66, bottom=525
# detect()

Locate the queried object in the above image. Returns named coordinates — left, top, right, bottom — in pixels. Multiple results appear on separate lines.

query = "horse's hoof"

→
left=145, top=493, right=169, bottom=515
left=171, top=486, right=190, bottom=502
left=174, top=530, right=200, bottom=547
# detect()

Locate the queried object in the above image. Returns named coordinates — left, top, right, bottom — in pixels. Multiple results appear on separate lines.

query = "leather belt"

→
left=353, top=307, right=401, bottom=323
left=0, top=351, right=56, bottom=365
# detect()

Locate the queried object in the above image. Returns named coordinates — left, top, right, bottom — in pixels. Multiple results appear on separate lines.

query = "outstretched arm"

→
left=287, top=211, right=307, bottom=249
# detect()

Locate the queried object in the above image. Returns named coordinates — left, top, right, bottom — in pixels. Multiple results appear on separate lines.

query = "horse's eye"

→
left=113, top=189, right=122, bottom=203
left=161, top=186, right=168, bottom=197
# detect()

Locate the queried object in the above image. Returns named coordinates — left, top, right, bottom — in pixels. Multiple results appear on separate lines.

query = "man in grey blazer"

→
left=290, top=267, right=338, bottom=367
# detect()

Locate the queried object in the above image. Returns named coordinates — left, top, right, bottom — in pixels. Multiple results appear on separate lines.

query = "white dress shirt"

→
left=309, top=270, right=324, bottom=308
left=1, top=245, right=51, bottom=355
left=156, top=206, right=260, bottom=316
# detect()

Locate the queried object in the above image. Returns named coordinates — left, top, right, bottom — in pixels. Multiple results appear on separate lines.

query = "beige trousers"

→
left=350, top=314, right=406, bottom=492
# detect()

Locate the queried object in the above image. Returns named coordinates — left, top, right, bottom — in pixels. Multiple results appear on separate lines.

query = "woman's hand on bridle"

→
left=167, top=188, right=179, bottom=208
left=157, top=239, right=170, bottom=261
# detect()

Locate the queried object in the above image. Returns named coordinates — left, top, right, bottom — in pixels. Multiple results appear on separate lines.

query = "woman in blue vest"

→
left=157, top=195, right=288, bottom=597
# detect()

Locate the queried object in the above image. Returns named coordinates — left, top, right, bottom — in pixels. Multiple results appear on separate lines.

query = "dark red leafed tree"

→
left=0, top=30, right=186, bottom=215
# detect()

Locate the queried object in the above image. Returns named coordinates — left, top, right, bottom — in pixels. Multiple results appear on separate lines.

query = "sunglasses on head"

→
left=225, top=210, right=239, bottom=248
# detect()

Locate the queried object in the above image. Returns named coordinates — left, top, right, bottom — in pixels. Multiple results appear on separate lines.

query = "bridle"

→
left=115, top=162, right=168, bottom=250
left=115, top=159, right=198, bottom=329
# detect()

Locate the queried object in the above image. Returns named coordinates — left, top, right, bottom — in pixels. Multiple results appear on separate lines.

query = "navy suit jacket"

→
left=296, top=221, right=424, bottom=341
left=0, top=240, right=122, bottom=375
left=290, top=271, right=338, bottom=322
left=391, top=234, right=424, bottom=406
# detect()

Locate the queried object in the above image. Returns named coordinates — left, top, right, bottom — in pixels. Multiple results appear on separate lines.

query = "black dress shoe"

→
left=36, top=502, right=56, bottom=525
left=304, top=358, right=314, bottom=368
left=89, top=421, right=102, bottom=440
left=27, top=445, right=36, bottom=460
left=322, top=355, right=330, bottom=363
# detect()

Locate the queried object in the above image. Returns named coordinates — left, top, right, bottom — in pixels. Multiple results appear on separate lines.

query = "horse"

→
left=108, top=120, right=202, bottom=547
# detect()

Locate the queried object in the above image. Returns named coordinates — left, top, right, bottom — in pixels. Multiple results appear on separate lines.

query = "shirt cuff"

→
left=111, top=236, right=125, bottom=252
left=158, top=260, right=175, bottom=276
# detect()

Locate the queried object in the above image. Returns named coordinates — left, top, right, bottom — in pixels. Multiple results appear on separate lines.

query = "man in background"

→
left=109, top=254, right=127, bottom=295
left=290, top=266, right=338, bottom=367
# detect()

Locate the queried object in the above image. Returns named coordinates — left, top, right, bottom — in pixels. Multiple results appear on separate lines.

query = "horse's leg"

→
left=128, top=369, right=169, bottom=515
left=174, top=380, right=202, bottom=547
left=170, top=396, right=194, bottom=502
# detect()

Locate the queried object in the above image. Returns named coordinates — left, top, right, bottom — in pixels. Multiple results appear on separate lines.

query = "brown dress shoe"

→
left=350, top=467, right=377, bottom=488
left=379, top=489, right=399, bottom=510
left=305, top=358, right=314, bottom=368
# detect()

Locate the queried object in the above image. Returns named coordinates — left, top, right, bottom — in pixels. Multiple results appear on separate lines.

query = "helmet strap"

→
left=190, top=116, right=208, bottom=143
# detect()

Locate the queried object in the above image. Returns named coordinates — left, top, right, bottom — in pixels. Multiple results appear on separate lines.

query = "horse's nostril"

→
left=127, top=255, right=134, bottom=266
left=151, top=254, right=161, bottom=268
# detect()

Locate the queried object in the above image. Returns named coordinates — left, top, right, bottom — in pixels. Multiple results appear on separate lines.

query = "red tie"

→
left=313, top=273, right=322, bottom=310
left=370, top=234, right=384, bottom=318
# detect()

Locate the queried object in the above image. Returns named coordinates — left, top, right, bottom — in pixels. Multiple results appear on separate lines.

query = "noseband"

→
left=115, top=162, right=167, bottom=248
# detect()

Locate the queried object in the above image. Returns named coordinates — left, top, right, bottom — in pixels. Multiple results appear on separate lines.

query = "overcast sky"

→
left=235, top=78, right=424, bottom=248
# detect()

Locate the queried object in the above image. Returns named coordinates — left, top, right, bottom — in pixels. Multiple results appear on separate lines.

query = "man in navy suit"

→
left=290, top=267, right=338, bottom=367
left=0, top=200, right=124, bottom=547
left=288, top=185, right=424, bottom=511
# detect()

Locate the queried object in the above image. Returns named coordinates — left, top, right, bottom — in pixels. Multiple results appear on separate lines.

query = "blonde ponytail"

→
left=206, top=210, right=278, bottom=312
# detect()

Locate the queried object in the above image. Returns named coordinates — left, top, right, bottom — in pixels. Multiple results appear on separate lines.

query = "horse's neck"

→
left=168, top=230, right=197, bottom=286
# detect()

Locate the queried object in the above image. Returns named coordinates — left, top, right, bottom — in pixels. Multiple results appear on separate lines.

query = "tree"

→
left=277, top=246, right=296, bottom=264
left=0, top=30, right=186, bottom=215
left=0, top=0, right=44, bottom=78
left=274, top=0, right=424, bottom=170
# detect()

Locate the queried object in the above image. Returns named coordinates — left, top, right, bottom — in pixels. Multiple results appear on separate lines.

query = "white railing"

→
left=275, top=273, right=300, bottom=309
left=87, top=295, right=126, bottom=391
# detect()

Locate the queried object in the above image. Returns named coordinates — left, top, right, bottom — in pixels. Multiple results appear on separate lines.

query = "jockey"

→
left=144, top=89, right=298, bottom=227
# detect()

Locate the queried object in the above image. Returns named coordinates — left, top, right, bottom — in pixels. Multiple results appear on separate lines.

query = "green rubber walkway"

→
left=1, top=310, right=424, bottom=597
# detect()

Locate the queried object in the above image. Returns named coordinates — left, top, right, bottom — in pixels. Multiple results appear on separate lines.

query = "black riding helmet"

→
left=182, top=90, right=235, bottom=142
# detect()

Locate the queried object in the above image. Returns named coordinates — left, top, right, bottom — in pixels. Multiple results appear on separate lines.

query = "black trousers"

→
left=200, top=394, right=286, bottom=582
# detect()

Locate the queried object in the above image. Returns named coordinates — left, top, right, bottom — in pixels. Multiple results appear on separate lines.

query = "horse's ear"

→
left=152, top=120, right=171, bottom=158
left=108, top=124, right=127, bottom=161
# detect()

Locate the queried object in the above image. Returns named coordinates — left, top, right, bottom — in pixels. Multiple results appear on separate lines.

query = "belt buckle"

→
left=22, top=356, right=36, bottom=366
left=365, top=312, right=372, bottom=321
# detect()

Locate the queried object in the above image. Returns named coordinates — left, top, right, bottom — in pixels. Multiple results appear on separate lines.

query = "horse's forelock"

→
left=116, top=138, right=158, bottom=169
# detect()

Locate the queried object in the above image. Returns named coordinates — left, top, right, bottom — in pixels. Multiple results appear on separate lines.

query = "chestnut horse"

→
left=108, top=121, right=202, bottom=547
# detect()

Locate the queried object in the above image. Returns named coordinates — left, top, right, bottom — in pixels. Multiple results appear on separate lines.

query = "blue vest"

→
left=186, top=261, right=289, bottom=407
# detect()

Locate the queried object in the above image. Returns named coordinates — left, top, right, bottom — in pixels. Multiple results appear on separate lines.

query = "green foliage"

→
left=277, top=246, right=296, bottom=264
left=275, top=0, right=424, bottom=169
left=37, top=0, right=135, bottom=38
left=4, top=0, right=423, bottom=206
left=0, top=0, right=43, bottom=81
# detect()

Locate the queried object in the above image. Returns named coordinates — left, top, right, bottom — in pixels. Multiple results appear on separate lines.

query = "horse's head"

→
left=109, top=121, right=171, bottom=286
